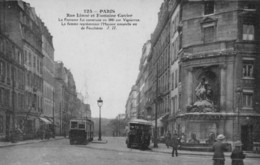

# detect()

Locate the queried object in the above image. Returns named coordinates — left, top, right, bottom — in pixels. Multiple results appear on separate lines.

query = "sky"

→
left=24, top=0, right=163, bottom=119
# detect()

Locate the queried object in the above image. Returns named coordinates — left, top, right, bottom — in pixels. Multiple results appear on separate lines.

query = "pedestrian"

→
left=171, top=133, right=179, bottom=157
left=212, top=134, right=228, bottom=165
left=231, top=141, right=246, bottom=165
left=165, top=131, right=171, bottom=148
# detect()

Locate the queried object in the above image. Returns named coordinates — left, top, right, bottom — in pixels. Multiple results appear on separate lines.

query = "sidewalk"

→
left=91, top=138, right=108, bottom=144
left=151, top=143, right=260, bottom=159
left=0, top=136, right=64, bottom=148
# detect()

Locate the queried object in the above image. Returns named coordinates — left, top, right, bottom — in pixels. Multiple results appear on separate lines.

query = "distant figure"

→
left=188, top=133, right=200, bottom=144
left=231, top=141, right=246, bottom=165
left=180, top=133, right=187, bottom=144
left=206, top=132, right=216, bottom=145
left=171, top=133, right=180, bottom=157
left=165, top=131, right=171, bottom=148
left=212, top=134, right=228, bottom=165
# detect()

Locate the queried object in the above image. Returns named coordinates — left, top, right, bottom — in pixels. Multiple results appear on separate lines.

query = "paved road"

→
left=0, top=137, right=259, bottom=165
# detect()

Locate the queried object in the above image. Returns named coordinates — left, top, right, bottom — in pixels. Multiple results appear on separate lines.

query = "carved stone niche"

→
left=187, top=66, right=220, bottom=113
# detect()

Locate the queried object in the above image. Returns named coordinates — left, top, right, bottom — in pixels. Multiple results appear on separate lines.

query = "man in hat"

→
left=231, top=141, right=246, bottom=165
left=212, top=134, right=229, bottom=165
left=171, top=133, right=180, bottom=157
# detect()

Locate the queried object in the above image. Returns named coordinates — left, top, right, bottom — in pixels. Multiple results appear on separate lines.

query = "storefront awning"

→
left=152, top=120, right=163, bottom=127
left=151, top=113, right=170, bottom=127
left=39, top=117, right=52, bottom=124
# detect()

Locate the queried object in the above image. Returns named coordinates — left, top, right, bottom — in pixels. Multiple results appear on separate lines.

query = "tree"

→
left=108, top=118, right=127, bottom=137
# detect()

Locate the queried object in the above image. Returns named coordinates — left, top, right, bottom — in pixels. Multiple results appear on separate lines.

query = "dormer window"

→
left=204, top=1, right=214, bottom=15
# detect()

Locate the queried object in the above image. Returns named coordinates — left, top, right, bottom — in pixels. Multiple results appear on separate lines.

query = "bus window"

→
left=71, top=122, right=77, bottom=128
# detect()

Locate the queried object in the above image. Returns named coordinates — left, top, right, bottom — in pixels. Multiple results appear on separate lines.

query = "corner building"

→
left=177, top=0, right=260, bottom=150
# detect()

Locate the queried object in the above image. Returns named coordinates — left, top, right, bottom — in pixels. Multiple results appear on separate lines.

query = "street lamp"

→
left=97, top=97, right=103, bottom=141
left=236, top=86, right=242, bottom=141
left=154, top=95, right=162, bottom=148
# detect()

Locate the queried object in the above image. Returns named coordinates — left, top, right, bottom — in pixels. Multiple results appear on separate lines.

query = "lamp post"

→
left=153, top=64, right=159, bottom=148
left=97, top=97, right=103, bottom=141
left=153, top=99, right=158, bottom=148
left=236, top=87, right=242, bottom=141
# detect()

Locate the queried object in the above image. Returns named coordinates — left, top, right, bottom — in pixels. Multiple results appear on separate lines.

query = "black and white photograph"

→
left=0, top=0, right=260, bottom=164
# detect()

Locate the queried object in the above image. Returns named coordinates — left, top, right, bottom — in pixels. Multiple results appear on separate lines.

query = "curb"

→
left=151, top=149, right=260, bottom=159
left=0, top=137, right=64, bottom=148
left=91, top=140, right=108, bottom=144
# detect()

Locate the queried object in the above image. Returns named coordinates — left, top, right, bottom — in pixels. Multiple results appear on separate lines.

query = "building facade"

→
left=125, top=85, right=138, bottom=121
left=169, top=0, right=181, bottom=135
left=149, top=0, right=172, bottom=138
left=0, top=0, right=44, bottom=139
left=0, top=31, right=25, bottom=140
left=135, top=40, right=151, bottom=119
left=0, top=0, right=86, bottom=140
left=54, top=61, right=67, bottom=135
left=177, top=0, right=260, bottom=150
left=54, top=61, right=82, bottom=136
left=41, top=21, right=55, bottom=126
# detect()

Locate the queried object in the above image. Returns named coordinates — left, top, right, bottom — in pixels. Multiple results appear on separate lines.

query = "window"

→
left=0, top=115, right=3, bottom=133
left=28, top=53, right=31, bottom=66
left=174, top=43, right=177, bottom=60
left=179, top=66, right=181, bottom=83
left=179, top=32, right=182, bottom=50
left=243, top=61, right=254, bottom=78
left=33, top=56, right=36, bottom=69
left=24, top=50, right=27, bottom=65
left=5, top=89, right=9, bottom=106
left=0, top=38, right=4, bottom=52
left=171, top=43, right=174, bottom=62
left=204, top=1, right=214, bottom=15
left=244, top=2, right=256, bottom=11
left=0, top=88, right=2, bottom=105
left=243, top=24, right=255, bottom=41
left=175, top=70, right=178, bottom=88
left=0, top=61, right=2, bottom=76
left=78, top=124, right=85, bottom=129
left=243, top=92, right=253, bottom=108
left=6, top=64, right=9, bottom=79
left=172, top=72, right=175, bottom=90
left=204, top=26, right=215, bottom=43
left=172, top=96, right=178, bottom=113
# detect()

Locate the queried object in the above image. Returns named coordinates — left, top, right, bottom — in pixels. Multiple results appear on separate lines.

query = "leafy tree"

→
left=108, top=118, right=128, bottom=136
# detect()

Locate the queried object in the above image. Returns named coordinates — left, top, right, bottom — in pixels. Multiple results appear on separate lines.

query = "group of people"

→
left=36, top=125, right=55, bottom=140
left=212, top=134, right=246, bottom=165
left=164, top=131, right=246, bottom=165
